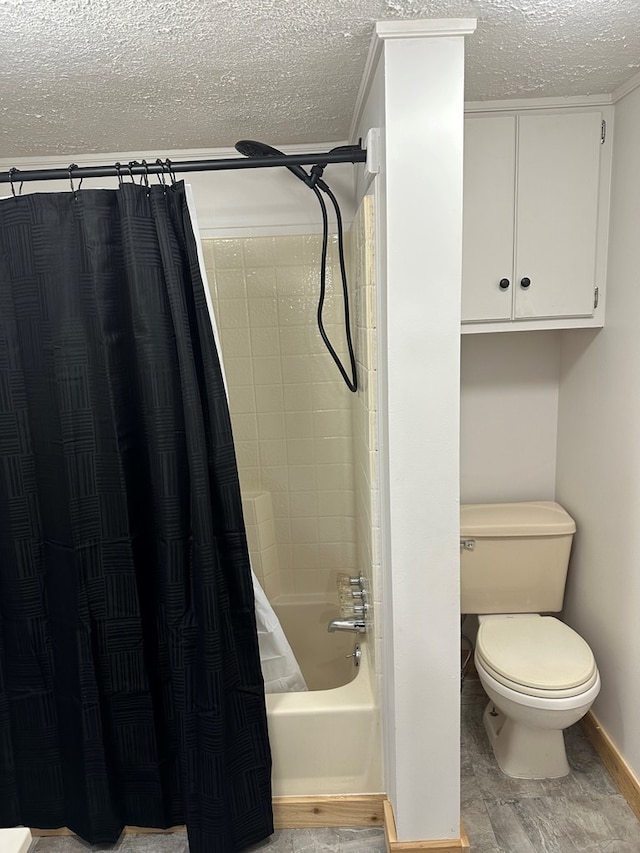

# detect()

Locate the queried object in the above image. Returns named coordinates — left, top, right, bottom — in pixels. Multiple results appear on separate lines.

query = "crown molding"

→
left=350, top=18, right=477, bottom=142
left=464, top=93, right=613, bottom=114
left=612, top=68, right=640, bottom=103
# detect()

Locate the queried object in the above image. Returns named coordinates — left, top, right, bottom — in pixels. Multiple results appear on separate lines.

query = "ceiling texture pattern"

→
left=1, top=0, right=639, bottom=158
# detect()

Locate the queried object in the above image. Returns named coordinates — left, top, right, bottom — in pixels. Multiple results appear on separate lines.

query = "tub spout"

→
left=327, top=618, right=366, bottom=634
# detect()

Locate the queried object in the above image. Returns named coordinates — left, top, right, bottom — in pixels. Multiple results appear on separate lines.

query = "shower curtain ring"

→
left=140, top=160, right=150, bottom=195
left=115, top=162, right=124, bottom=188
left=8, top=167, right=23, bottom=198
left=156, top=157, right=167, bottom=187
left=68, top=163, right=80, bottom=199
left=165, top=158, right=176, bottom=185
left=128, top=161, right=139, bottom=184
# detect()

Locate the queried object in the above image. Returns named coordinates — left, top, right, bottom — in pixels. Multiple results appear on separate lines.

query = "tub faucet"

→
left=327, top=618, right=366, bottom=634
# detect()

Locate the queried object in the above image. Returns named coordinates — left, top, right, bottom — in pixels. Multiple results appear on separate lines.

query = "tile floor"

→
left=461, top=674, right=640, bottom=852
left=32, top=826, right=387, bottom=852
left=31, top=677, right=640, bottom=852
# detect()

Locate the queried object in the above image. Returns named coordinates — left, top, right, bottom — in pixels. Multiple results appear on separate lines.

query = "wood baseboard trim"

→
left=31, top=794, right=471, bottom=849
left=272, top=794, right=385, bottom=828
left=581, top=710, right=640, bottom=821
left=30, top=794, right=386, bottom=837
left=383, top=800, right=469, bottom=852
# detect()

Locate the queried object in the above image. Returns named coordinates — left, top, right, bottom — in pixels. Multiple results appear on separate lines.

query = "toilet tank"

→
left=460, top=501, right=576, bottom=615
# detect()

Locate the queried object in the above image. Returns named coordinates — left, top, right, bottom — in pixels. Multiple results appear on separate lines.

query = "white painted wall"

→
left=460, top=331, right=561, bottom=503
left=353, top=19, right=476, bottom=843
left=556, top=83, right=640, bottom=780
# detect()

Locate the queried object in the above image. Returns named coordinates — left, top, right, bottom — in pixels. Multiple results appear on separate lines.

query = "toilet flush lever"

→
left=460, top=539, right=476, bottom=551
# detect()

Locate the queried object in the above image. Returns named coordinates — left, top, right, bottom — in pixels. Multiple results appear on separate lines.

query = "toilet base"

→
left=483, top=702, right=570, bottom=779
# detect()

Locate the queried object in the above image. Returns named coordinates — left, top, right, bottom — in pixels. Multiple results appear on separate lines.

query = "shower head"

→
left=235, top=139, right=311, bottom=186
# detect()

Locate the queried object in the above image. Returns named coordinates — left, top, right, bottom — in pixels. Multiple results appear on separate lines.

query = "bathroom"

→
left=1, top=10, right=640, bottom=853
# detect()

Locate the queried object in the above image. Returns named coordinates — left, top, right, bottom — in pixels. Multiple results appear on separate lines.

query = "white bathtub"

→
left=266, top=595, right=381, bottom=797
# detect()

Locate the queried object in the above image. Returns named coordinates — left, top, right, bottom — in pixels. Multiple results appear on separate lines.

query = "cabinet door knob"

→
left=499, top=278, right=510, bottom=290
left=520, top=277, right=531, bottom=289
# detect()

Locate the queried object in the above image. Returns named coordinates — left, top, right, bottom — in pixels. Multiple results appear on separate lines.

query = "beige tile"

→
left=259, top=439, right=287, bottom=466
left=288, top=464, right=317, bottom=491
left=286, top=438, right=315, bottom=466
left=284, top=411, right=314, bottom=439
left=290, top=517, right=319, bottom=544
left=254, top=384, right=284, bottom=412
left=248, top=297, right=279, bottom=327
left=277, top=295, right=310, bottom=326
left=253, top=356, right=282, bottom=385
left=275, top=235, right=305, bottom=266
left=220, top=327, right=251, bottom=358
left=243, top=236, right=276, bottom=268
left=261, top=465, right=289, bottom=493
left=315, top=436, right=352, bottom=465
left=214, top=267, right=246, bottom=299
left=281, top=353, right=312, bottom=384
left=217, top=298, right=249, bottom=329
left=288, top=491, right=318, bottom=518
left=278, top=325, right=308, bottom=355
left=318, top=515, right=356, bottom=543
left=283, top=383, right=312, bottom=412
left=224, top=356, right=253, bottom=386
left=291, top=543, right=320, bottom=568
left=200, top=239, right=215, bottom=269
left=228, top=385, right=256, bottom=414
left=250, top=326, right=280, bottom=357
left=257, top=411, right=286, bottom=440
left=213, top=238, right=244, bottom=269
left=231, top=412, right=258, bottom=441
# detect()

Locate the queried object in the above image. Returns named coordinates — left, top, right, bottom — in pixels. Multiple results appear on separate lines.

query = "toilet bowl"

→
left=474, top=614, right=600, bottom=778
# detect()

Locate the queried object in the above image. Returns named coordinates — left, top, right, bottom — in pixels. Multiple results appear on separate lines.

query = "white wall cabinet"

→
left=462, top=108, right=612, bottom=332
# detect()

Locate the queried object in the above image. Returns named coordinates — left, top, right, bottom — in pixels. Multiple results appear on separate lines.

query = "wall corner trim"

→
left=581, top=712, right=640, bottom=822
left=383, top=800, right=470, bottom=852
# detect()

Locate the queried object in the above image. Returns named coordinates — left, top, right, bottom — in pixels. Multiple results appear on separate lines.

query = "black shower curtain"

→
left=0, top=181, right=273, bottom=852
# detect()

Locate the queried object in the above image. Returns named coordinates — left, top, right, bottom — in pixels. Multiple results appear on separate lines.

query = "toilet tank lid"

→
left=460, top=501, right=576, bottom=537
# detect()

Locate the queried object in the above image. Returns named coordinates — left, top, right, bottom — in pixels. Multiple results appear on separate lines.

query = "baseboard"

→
left=383, top=800, right=470, bottom=852
left=29, top=794, right=470, bottom=850
left=30, top=794, right=386, bottom=837
left=272, top=794, right=385, bottom=828
left=581, top=710, right=640, bottom=822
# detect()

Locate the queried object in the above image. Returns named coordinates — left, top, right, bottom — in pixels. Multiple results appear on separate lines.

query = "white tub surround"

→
left=352, top=17, right=476, bottom=845
left=266, top=641, right=380, bottom=797
left=0, top=829, right=31, bottom=853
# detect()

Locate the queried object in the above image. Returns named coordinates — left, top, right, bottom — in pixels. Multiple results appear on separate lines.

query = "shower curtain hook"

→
left=140, top=160, right=151, bottom=194
left=8, top=167, right=23, bottom=198
left=155, top=158, right=167, bottom=192
left=115, top=162, right=124, bottom=188
left=68, top=163, right=81, bottom=200
left=165, top=158, right=177, bottom=186
left=128, top=161, right=139, bottom=184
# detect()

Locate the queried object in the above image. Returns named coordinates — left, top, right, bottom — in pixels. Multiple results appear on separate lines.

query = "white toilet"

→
left=460, top=500, right=600, bottom=779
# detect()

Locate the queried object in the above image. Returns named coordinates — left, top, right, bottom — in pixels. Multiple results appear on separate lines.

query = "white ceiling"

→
left=1, top=0, right=638, bottom=159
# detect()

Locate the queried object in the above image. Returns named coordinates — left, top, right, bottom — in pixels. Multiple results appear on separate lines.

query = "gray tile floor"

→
left=31, top=678, right=640, bottom=852
left=461, top=675, right=640, bottom=852
left=32, top=826, right=387, bottom=852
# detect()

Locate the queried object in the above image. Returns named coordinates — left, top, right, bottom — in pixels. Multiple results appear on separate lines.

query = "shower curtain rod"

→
left=0, top=145, right=367, bottom=185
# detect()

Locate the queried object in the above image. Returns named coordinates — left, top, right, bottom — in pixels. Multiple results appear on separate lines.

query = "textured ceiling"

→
left=1, top=0, right=639, bottom=158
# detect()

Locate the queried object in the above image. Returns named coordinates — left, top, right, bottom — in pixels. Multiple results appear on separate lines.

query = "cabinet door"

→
left=515, top=111, right=602, bottom=320
left=462, top=115, right=516, bottom=323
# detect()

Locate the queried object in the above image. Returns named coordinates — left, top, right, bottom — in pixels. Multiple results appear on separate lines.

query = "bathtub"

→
left=266, top=595, right=381, bottom=797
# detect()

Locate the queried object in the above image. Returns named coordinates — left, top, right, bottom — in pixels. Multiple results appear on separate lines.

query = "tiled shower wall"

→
left=201, top=234, right=357, bottom=598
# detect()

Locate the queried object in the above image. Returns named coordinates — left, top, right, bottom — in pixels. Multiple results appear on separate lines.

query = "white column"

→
left=369, top=19, right=475, bottom=842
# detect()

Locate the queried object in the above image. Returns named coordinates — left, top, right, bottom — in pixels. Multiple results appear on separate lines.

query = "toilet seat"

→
left=476, top=615, right=597, bottom=699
